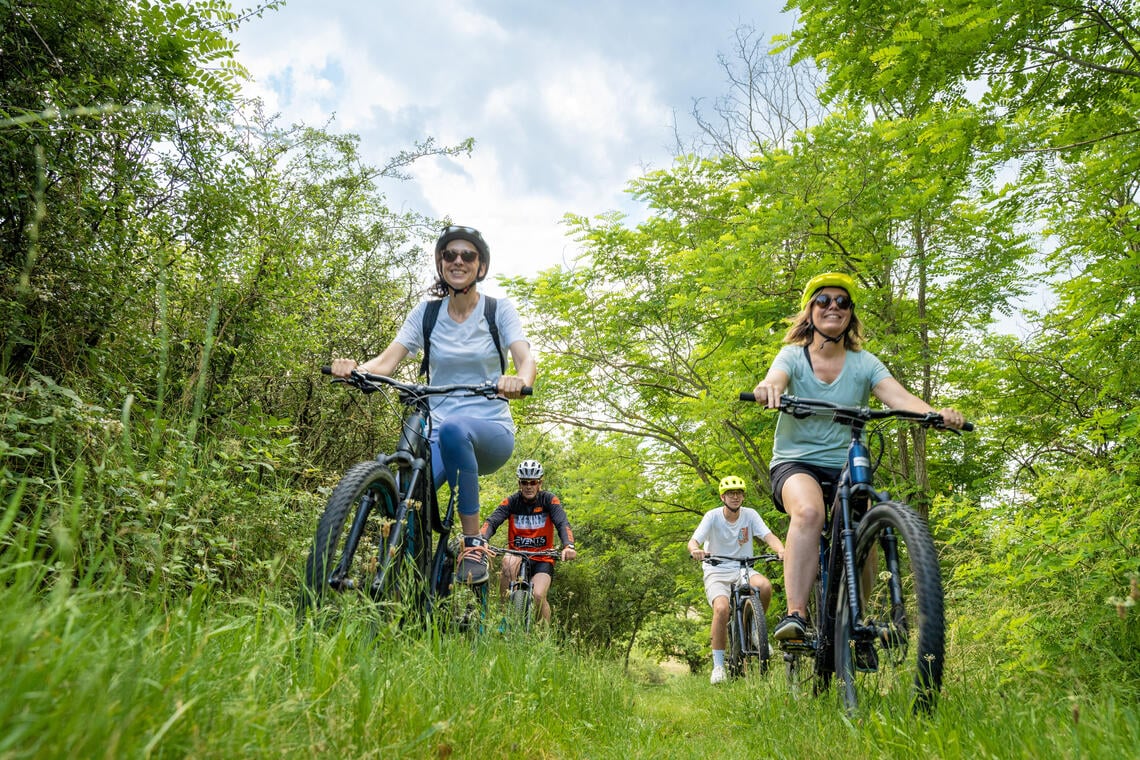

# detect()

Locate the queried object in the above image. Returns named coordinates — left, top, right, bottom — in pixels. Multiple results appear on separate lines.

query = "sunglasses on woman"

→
left=811, top=293, right=854, bottom=310
left=441, top=249, right=479, bottom=263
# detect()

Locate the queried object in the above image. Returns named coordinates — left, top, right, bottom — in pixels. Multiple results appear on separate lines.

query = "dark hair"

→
left=430, top=225, right=489, bottom=297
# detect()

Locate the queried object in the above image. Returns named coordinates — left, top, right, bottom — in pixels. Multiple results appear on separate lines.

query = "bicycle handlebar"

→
left=701, top=553, right=781, bottom=566
left=322, top=366, right=533, bottom=398
left=738, top=392, right=973, bottom=433
left=488, top=545, right=561, bottom=560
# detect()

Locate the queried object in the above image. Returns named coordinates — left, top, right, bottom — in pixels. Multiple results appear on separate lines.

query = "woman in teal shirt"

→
left=751, top=272, right=966, bottom=641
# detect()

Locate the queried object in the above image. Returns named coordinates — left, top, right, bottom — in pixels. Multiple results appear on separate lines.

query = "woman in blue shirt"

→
left=331, top=225, right=536, bottom=585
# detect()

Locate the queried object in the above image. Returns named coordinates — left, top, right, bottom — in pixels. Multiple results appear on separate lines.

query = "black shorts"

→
left=522, top=558, right=554, bottom=579
left=769, top=461, right=841, bottom=513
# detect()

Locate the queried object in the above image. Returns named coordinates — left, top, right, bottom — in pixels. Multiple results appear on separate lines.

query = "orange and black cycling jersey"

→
left=481, top=490, right=574, bottom=563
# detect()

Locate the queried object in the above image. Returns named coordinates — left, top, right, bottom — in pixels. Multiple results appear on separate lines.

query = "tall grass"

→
left=0, top=408, right=1136, bottom=758
left=1, top=488, right=1136, bottom=760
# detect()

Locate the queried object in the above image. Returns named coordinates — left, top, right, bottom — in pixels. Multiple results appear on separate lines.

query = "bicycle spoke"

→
left=300, top=461, right=401, bottom=620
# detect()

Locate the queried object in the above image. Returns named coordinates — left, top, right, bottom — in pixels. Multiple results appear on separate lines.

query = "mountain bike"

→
left=300, top=368, right=529, bottom=631
left=490, top=545, right=560, bottom=633
left=701, top=553, right=781, bottom=679
left=739, top=392, right=973, bottom=714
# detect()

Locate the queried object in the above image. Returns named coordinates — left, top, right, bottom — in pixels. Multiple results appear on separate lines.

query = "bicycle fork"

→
left=328, top=490, right=381, bottom=592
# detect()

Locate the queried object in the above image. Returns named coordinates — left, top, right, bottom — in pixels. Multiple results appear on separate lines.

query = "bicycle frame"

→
left=703, top=554, right=778, bottom=676
left=492, top=546, right=560, bottom=631
left=312, top=369, right=530, bottom=622
left=740, top=391, right=971, bottom=712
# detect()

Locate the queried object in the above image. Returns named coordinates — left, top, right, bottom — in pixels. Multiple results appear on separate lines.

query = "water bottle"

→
left=849, top=439, right=872, bottom=485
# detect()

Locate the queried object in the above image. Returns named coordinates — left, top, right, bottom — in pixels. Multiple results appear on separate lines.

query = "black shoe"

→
left=457, top=535, right=489, bottom=584
left=773, top=612, right=808, bottom=641
left=855, top=640, right=878, bottom=672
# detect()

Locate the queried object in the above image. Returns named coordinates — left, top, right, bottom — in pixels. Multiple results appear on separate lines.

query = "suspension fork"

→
left=835, top=480, right=864, bottom=636
left=329, top=489, right=377, bottom=589
left=879, top=525, right=906, bottom=631
left=426, top=484, right=459, bottom=616
left=511, top=556, right=533, bottom=597
left=734, top=577, right=749, bottom=651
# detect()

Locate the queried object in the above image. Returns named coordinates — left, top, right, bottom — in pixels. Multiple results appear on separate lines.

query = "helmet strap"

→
left=810, top=322, right=847, bottom=346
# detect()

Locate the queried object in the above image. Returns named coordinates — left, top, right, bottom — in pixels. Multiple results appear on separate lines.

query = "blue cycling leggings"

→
left=431, top=417, right=515, bottom=516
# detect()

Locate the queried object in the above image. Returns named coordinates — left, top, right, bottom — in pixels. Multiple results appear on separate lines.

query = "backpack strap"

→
left=484, top=295, right=506, bottom=376
left=419, top=299, right=444, bottom=381
left=418, top=296, right=506, bottom=382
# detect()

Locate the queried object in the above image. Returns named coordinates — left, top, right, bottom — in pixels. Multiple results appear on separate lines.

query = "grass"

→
left=0, top=478, right=1135, bottom=759
left=1, top=571, right=1136, bottom=760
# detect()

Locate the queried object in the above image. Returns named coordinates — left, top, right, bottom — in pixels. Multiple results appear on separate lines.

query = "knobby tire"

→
left=742, top=592, right=770, bottom=677
left=300, top=460, right=430, bottom=619
left=725, top=597, right=742, bottom=678
left=834, top=500, right=945, bottom=715
left=509, top=588, right=533, bottom=633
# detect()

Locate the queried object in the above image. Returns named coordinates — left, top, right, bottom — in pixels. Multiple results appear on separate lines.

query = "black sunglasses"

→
left=518, top=479, right=541, bottom=486
left=441, top=249, right=479, bottom=263
left=811, top=293, right=854, bottom=310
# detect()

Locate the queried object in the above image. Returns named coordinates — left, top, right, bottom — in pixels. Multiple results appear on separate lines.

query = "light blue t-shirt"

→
left=770, top=344, right=893, bottom=468
left=395, top=294, right=529, bottom=431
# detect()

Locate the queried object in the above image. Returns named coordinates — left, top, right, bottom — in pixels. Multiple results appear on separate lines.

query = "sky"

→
left=231, top=0, right=795, bottom=296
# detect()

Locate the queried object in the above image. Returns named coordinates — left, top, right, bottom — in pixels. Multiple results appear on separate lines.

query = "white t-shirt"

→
left=394, top=293, right=529, bottom=431
left=690, top=506, right=773, bottom=581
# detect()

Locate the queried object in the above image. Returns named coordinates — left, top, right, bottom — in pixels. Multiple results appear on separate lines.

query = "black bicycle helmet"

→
left=435, top=224, right=490, bottom=282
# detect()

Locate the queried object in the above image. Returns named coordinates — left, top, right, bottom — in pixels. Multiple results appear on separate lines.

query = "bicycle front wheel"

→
left=300, top=460, right=400, bottom=616
left=742, top=592, right=770, bottom=677
left=508, top=588, right=533, bottom=633
left=834, top=500, right=945, bottom=715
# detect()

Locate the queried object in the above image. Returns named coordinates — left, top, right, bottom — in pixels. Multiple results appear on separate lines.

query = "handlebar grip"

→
left=739, top=392, right=756, bottom=402
left=961, top=421, right=974, bottom=432
left=522, top=386, right=533, bottom=396
left=321, top=365, right=332, bottom=375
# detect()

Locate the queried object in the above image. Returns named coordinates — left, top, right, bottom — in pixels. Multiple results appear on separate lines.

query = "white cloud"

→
left=239, top=21, right=409, bottom=132
left=438, top=0, right=510, bottom=42
left=232, top=0, right=794, bottom=289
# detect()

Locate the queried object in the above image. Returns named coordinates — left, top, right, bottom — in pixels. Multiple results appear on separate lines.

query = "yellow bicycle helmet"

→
left=800, top=271, right=857, bottom=310
left=718, top=475, right=747, bottom=495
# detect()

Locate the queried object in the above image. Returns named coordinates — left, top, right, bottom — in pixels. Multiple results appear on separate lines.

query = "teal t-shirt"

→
left=770, top=345, right=893, bottom=468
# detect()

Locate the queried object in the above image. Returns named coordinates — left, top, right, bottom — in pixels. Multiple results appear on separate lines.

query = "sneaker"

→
left=855, top=640, right=878, bottom=672
left=456, top=535, right=489, bottom=584
left=710, top=665, right=727, bottom=684
left=773, top=611, right=808, bottom=641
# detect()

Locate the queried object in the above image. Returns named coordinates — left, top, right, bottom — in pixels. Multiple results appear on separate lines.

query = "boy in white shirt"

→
left=688, top=475, right=786, bottom=684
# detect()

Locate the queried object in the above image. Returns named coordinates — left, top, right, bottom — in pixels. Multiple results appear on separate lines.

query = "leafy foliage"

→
left=1, top=0, right=1138, bottom=707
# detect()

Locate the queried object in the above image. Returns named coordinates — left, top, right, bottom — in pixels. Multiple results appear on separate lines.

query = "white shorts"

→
left=704, top=569, right=756, bottom=606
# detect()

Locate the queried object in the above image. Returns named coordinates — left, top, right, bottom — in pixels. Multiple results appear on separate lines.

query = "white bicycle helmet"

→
left=517, top=460, right=544, bottom=480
